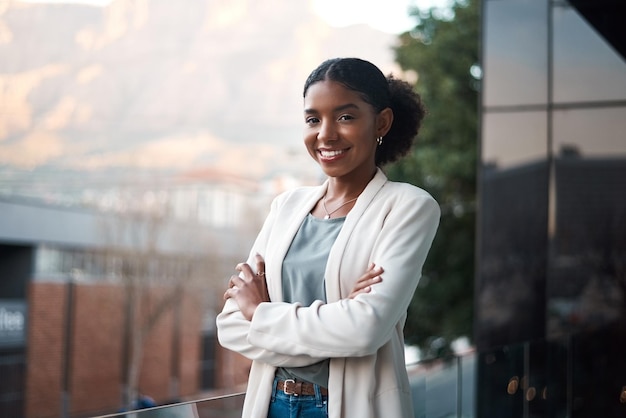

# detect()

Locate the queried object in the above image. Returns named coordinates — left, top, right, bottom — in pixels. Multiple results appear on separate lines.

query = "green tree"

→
left=389, top=0, right=479, bottom=358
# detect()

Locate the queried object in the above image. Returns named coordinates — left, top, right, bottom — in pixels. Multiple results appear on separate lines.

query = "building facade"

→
left=477, top=0, right=626, bottom=416
left=0, top=194, right=256, bottom=417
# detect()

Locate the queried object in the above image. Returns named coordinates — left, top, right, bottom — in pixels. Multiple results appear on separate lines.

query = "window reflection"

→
left=553, top=3, right=626, bottom=103
left=552, top=107, right=626, bottom=157
left=480, top=0, right=626, bottom=416
left=548, top=107, right=626, bottom=339
left=482, top=111, right=548, bottom=170
left=483, top=0, right=548, bottom=107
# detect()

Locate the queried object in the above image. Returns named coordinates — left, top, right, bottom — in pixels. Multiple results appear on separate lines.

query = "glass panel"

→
left=478, top=162, right=549, bottom=348
left=552, top=107, right=626, bottom=158
left=526, top=340, right=551, bottom=417
left=424, top=359, right=458, bottom=418
left=571, top=327, right=626, bottom=417
left=476, top=344, right=525, bottom=418
left=548, top=107, right=626, bottom=338
left=460, top=353, right=477, bottom=417
left=479, top=112, right=549, bottom=349
left=90, top=393, right=246, bottom=418
left=409, top=353, right=476, bottom=418
left=543, top=340, right=569, bottom=418
left=482, top=111, right=548, bottom=170
left=483, top=0, right=548, bottom=107
left=553, top=3, right=626, bottom=103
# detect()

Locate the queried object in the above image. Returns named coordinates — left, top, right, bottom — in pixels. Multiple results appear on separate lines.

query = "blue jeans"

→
left=267, top=377, right=328, bottom=418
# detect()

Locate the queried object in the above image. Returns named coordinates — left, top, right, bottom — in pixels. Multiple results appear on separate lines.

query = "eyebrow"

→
left=304, top=103, right=360, bottom=114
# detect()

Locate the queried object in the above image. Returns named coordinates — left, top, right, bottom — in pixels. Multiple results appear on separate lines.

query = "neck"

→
left=325, top=167, right=377, bottom=200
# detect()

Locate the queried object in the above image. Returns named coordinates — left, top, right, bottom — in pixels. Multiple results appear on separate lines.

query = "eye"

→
left=338, top=114, right=354, bottom=121
left=305, top=116, right=320, bottom=125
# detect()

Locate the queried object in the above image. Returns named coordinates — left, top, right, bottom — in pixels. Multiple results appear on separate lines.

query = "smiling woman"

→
left=216, top=57, right=440, bottom=418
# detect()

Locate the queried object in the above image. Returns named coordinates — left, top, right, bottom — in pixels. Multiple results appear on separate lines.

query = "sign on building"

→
left=0, top=300, right=27, bottom=348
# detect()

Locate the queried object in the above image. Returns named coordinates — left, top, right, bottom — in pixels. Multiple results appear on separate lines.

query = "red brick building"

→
left=25, top=282, right=204, bottom=417
left=0, top=199, right=255, bottom=417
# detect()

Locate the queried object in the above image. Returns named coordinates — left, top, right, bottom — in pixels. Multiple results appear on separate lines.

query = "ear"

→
left=376, top=107, right=394, bottom=137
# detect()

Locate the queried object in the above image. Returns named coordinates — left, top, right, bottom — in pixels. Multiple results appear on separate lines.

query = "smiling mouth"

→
left=319, top=149, right=347, bottom=158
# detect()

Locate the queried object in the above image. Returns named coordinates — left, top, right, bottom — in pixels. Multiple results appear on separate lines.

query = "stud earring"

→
left=376, top=136, right=383, bottom=146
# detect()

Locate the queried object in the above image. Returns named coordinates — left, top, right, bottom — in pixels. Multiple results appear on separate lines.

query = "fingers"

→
left=348, top=264, right=384, bottom=299
left=235, top=254, right=266, bottom=278
left=224, top=274, right=243, bottom=300
left=227, top=255, right=265, bottom=301
left=228, top=274, right=244, bottom=288
left=235, top=262, right=254, bottom=277
left=350, top=276, right=382, bottom=295
left=255, top=254, right=266, bottom=277
left=365, top=263, right=383, bottom=278
left=360, top=263, right=383, bottom=285
left=224, top=261, right=269, bottom=320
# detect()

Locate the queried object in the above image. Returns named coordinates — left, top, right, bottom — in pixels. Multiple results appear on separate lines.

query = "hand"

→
left=348, top=263, right=383, bottom=299
left=224, top=254, right=270, bottom=321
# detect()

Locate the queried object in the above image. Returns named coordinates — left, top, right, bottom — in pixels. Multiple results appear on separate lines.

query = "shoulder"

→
left=380, top=180, right=438, bottom=206
left=371, top=180, right=440, bottom=225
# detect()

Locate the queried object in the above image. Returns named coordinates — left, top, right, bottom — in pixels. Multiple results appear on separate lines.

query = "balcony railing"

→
left=90, top=352, right=477, bottom=418
left=91, top=391, right=245, bottom=418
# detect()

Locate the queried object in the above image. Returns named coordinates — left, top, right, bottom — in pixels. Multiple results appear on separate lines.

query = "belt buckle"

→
left=283, top=379, right=298, bottom=396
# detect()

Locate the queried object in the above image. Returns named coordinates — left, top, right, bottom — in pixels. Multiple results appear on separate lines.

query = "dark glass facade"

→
left=477, top=0, right=626, bottom=416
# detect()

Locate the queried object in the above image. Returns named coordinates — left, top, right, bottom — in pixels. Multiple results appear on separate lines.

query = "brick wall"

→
left=138, top=286, right=174, bottom=402
left=25, top=282, right=66, bottom=418
left=70, top=284, right=124, bottom=416
left=25, top=281, right=206, bottom=417
left=178, top=288, right=202, bottom=397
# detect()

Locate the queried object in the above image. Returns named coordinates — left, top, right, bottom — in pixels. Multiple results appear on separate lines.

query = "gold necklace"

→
left=322, top=195, right=358, bottom=219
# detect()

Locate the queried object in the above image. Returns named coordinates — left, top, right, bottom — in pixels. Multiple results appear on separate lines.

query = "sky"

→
left=313, top=0, right=452, bottom=33
left=19, top=0, right=453, bottom=34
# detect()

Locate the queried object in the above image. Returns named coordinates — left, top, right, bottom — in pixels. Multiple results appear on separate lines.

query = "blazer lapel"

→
left=324, top=168, right=388, bottom=301
left=267, top=181, right=328, bottom=302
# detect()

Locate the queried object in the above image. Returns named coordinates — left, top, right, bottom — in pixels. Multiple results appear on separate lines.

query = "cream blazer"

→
left=217, top=168, right=440, bottom=418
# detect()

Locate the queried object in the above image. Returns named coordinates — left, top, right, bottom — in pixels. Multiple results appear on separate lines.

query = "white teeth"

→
left=319, top=149, right=345, bottom=157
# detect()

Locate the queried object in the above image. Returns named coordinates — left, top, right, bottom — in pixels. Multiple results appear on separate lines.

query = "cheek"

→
left=303, top=131, right=317, bottom=156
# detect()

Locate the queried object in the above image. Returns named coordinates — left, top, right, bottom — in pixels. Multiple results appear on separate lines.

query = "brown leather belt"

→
left=277, top=379, right=328, bottom=396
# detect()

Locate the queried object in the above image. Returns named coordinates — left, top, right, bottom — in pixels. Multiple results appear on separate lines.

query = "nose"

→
left=317, top=120, right=337, bottom=142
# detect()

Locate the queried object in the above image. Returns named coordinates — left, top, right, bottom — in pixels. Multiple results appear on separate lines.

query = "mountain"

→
left=0, top=0, right=398, bottom=192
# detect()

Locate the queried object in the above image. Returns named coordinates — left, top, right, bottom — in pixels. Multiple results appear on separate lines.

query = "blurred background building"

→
left=0, top=172, right=265, bottom=417
left=477, top=0, right=626, bottom=416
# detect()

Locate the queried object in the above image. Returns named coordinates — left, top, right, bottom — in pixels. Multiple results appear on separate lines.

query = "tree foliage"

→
left=388, top=0, right=479, bottom=357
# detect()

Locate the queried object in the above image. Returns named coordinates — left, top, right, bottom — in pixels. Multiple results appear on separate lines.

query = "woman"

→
left=217, top=57, right=440, bottom=418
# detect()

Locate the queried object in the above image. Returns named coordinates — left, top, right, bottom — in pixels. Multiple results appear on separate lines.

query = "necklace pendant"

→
left=324, top=214, right=330, bottom=220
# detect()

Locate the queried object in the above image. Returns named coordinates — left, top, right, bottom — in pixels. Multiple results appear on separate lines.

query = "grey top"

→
left=276, top=213, right=345, bottom=388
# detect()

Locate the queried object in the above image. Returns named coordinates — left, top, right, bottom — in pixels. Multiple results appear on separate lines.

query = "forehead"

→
left=303, top=80, right=370, bottom=111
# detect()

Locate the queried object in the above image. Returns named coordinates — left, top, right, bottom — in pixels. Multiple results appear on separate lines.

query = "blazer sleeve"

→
left=215, top=194, right=328, bottom=367
left=246, top=191, right=440, bottom=358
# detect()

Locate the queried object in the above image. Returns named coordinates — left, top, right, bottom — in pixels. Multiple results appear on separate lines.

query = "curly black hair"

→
left=303, top=58, right=425, bottom=166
